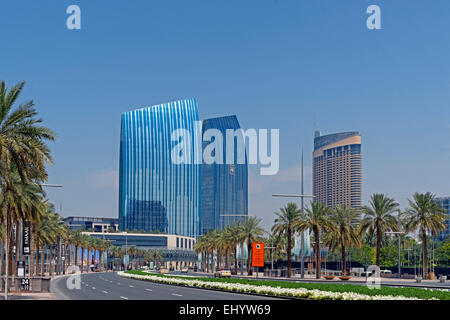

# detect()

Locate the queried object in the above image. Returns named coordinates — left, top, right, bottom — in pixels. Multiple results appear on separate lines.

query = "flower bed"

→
left=118, top=271, right=438, bottom=300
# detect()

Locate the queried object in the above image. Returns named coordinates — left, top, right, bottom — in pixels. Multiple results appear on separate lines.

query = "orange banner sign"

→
left=252, top=242, right=265, bottom=267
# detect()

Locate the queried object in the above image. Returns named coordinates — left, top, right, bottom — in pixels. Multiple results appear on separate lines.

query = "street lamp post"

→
left=271, top=148, right=315, bottom=279
left=385, top=231, right=404, bottom=279
left=264, top=231, right=275, bottom=276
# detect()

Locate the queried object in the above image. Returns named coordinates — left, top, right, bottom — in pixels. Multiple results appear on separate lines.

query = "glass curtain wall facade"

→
left=313, top=131, right=362, bottom=223
left=201, top=115, right=248, bottom=234
left=119, top=98, right=201, bottom=238
left=436, top=197, right=450, bottom=240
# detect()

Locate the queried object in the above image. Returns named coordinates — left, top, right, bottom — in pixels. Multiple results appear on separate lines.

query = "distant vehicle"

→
left=142, top=266, right=149, bottom=270
left=214, top=268, right=231, bottom=278
left=160, top=267, right=169, bottom=274
left=181, top=267, right=189, bottom=273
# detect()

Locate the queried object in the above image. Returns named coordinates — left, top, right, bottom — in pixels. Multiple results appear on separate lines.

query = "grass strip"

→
left=124, top=270, right=449, bottom=300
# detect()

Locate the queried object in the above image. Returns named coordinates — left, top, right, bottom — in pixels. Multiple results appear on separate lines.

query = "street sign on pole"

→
left=252, top=243, right=265, bottom=267
left=17, top=261, right=25, bottom=277
left=23, top=222, right=31, bottom=255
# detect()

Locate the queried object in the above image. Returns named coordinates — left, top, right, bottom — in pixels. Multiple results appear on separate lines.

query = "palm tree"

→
left=0, top=223, right=5, bottom=275
left=227, top=222, right=243, bottom=274
left=401, top=192, right=447, bottom=279
left=221, top=224, right=238, bottom=270
left=360, top=193, right=400, bottom=266
left=0, top=80, right=56, bottom=299
left=239, top=217, right=264, bottom=276
left=194, top=236, right=208, bottom=272
left=71, top=231, right=84, bottom=272
left=326, top=205, right=362, bottom=275
left=99, top=240, right=111, bottom=271
left=295, top=201, right=332, bottom=279
left=271, top=203, right=301, bottom=278
left=38, top=206, right=65, bottom=276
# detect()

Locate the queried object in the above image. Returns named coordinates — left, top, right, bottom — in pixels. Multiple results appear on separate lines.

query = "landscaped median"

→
left=118, top=270, right=450, bottom=300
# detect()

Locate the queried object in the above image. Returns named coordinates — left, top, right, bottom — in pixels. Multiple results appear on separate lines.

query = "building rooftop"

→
left=314, top=131, right=360, bottom=151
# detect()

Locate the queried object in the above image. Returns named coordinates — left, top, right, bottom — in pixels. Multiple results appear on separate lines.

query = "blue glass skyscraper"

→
left=119, top=98, right=201, bottom=238
left=436, top=197, right=450, bottom=240
left=201, top=115, right=248, bottom=234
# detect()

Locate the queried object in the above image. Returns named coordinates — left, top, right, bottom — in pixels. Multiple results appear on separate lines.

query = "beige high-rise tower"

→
left=313, top=131, right=362, bottom=222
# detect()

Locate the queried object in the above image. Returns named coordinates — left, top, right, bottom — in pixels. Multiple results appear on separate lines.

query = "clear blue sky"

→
left=2, top=0, right=450, bottom=230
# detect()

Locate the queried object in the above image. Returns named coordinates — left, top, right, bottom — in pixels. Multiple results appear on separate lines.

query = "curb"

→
left=119, top=273, right=299, bottom=300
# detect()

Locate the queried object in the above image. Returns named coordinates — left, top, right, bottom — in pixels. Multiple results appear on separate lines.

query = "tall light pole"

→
left=385, top=231, right=404, bottom=279
left=263, top=231, right=275, bottom=276
left=271, top=145, right=315, bottom=280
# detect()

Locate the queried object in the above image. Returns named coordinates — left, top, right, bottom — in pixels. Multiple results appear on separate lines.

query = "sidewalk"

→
left=0, top=292, right=58, bottom=300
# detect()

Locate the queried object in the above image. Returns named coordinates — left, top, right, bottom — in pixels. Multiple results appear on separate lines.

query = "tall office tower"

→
left=313, top=131, right=362, bottom=222
left=119, top=98, right=201, bottom=238
left=435, top=197, right=450, bottom=240
left=201, top=115, right=248, bottom=234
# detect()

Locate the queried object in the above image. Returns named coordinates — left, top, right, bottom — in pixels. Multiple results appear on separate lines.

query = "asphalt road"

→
left=52, top=272, right=280, bottom=300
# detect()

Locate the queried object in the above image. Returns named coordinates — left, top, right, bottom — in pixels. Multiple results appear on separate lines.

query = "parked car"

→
left=214, top=268, right=231, bottom=278
left=160, top=267, right=169, bottom=274
left=181, top=267, right=189, bottom=273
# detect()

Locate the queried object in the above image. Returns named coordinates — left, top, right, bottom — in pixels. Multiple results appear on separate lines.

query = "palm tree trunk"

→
left=422, top=229, right=428, bottom=279
left=41, top=245, right=45, bottom=276
left=341, top=244, right=346, bottom=275
left=376, top=222, right=381, bottom=267
left=99, top=250, right=103, bottom=272
left=4, top=212, right=11, bottom=300
left=49, top=244, right=54, bottom=277
left=56, top=238, right=61, bottom=275
left=225, top=249, right=229, bottom=269
left=74, top=245, right=78, bottom=269
left=0, top=241, right=3, bottom=276
left=14, top=223, right=19, bottom=277
left=234, top=250, right=238, bottom=274
left=67, top=243, right=71, bottom=270
left=247, top=242, right=252, bottom=276
left=35, top=243, right=40, bottom=276
left=30, top=243, right=34, bottom=277
left=81, top=248, right=84, bottom=273
left=8, top=221, right=14, bottom=277
left=287, top=228, right=292, bottom=278
left=8, top=221, right=15, bottom=276
left=314, top=228, right=320, bottom=279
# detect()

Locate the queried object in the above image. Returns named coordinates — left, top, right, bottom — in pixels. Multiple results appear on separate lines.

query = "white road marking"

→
left=102, top=290, right=108, bottom=294
left=171, top=293, right=183, bottom=297
left=92, top=287, right=96, bottom=290
left=117, top=283, right=121, bottom=285
left=120, top=296, right=129, bottom=300
left=145, top=288, right=152, bottom=292
left=129, top=285, right=134, bottom=288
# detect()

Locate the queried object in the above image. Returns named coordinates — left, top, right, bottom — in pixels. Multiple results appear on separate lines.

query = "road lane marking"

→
left=171, top=293, right=183, bottom=297
left=129, top=285, right=134, bottom=288
left=145, top=289, right=152, bottom=292
left=120, top=296, right=129, bottom=300
left=102, top=290, right=108, bottom=294
left=92, top=287, right=96, bottom=290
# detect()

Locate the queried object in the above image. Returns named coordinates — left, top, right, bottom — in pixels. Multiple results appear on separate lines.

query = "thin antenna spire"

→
left=301, top=147, right=304, bottom=209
